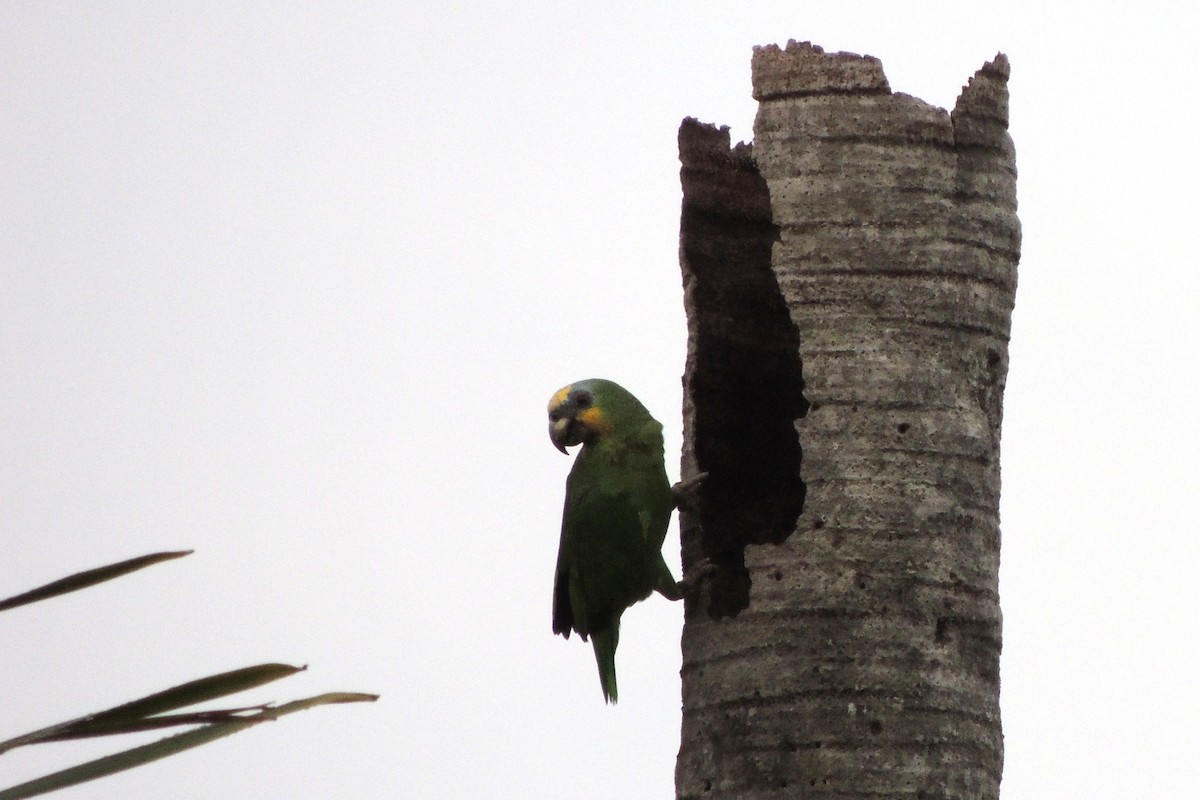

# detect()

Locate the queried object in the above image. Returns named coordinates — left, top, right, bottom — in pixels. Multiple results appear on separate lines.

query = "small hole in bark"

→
left=869, top=719, right=883, bottom=735
left=703, top=779, right=712, bottom=792
left=897, top=422, right=910, bottom=433
left=772, top=569, right=783, bottom=581
left=935, top=617, right=949, bottom=643
left=813, top=517, right=825, bottom=529
left=987, top=348, right=1001, bottom=367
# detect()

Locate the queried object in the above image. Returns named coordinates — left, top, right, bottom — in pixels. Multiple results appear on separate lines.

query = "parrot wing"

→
left=552, top=481, right=662, bottom=640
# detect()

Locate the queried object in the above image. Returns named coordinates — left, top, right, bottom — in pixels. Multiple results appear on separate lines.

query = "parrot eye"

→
left=549, top=409, right=562, bottom=422
left=574, top=393, right=593, bottom=409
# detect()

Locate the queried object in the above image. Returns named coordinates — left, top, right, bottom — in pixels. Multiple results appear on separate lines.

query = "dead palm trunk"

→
left=677, top=42, right=1018, bottom=800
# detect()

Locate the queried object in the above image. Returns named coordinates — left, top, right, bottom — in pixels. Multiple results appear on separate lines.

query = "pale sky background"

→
left=2, top=3, right=1197, bottom=799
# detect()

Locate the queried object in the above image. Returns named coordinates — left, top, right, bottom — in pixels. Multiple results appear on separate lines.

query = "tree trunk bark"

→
left=677, top=41, right=1018, bottom=800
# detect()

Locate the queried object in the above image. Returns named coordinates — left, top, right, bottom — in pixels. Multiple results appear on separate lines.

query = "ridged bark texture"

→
left=677, top=42, right=1018, bottom=800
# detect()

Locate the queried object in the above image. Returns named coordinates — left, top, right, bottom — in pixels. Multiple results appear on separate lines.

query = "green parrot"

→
left=547, top=378, right=682, bottom=703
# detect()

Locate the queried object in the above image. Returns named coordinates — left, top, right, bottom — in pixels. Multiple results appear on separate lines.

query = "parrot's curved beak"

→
left=550, top=416, right=583, bottom=454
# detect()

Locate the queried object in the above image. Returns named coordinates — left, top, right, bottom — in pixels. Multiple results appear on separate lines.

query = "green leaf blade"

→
left=0, top=551, right=193, bottom=613
left=0, top=692, right=377, bottom=800
left=0, top=663, right=304, bottom=752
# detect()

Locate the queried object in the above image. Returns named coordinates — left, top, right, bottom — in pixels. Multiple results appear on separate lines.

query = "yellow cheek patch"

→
left=548, top=386, right=572, bottom=414
left=579, top=406, right=614, bottom=436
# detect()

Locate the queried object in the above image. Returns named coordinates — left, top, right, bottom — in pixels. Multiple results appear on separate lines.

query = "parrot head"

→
left=547, top=378, right=650, bottom=454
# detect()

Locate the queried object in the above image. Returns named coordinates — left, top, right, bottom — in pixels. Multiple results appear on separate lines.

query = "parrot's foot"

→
left=677, top=557, right=720, bottom=605
left=671, top=471, right=708, bottom=513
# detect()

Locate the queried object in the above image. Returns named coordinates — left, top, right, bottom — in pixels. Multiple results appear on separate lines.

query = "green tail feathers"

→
left=591, top=621, right=620, bottom=704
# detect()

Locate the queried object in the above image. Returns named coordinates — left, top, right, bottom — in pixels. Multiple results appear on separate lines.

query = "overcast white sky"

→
left=2, top=3, right=1197, bottom=799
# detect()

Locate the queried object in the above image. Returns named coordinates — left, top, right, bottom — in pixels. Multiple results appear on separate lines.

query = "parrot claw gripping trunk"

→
left=591, top=622, right=620, bottom=704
